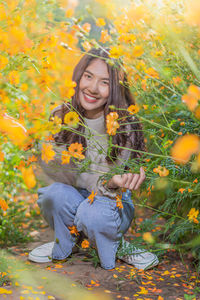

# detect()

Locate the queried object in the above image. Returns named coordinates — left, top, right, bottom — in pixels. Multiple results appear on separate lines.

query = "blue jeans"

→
left=37, top=182, right=134, bottom=269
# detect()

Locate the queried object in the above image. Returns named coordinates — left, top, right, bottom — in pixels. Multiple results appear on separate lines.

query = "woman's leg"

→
left=74, top=195, right=122, bottom=269
left=37, top=182, right=85, bottom=260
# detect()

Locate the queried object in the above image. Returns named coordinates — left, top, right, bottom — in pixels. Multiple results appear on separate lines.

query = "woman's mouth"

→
left=83, top=93, right=99, bottom=103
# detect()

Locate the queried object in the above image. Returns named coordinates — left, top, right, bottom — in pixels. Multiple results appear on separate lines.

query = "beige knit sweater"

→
left=38, top=114, right=131, bottom=198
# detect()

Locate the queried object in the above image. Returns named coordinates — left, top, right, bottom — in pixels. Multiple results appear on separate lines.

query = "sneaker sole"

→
left=28, top=253, right=52, bottom=263
left=134, top=257, right=159, bottom=270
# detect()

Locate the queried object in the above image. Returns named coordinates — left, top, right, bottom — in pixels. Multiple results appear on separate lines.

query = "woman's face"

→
left=78, top=58, right=109, bottom=119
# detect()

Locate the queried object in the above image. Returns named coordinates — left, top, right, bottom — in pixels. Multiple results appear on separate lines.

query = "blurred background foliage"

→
left=0, top=0, right=200, bottom=279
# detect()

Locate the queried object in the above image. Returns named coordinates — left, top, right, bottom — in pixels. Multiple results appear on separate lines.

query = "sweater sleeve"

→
left=36, top=141, right=78, bottom=187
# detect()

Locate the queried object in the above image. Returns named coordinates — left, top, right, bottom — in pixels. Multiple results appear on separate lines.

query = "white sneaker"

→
left=28, top=242, right=54, bottom=263
left=117, top=239, right=159, bottom=270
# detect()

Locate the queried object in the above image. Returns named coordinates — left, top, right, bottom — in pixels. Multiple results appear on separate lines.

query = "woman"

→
left=29, top=48, right=159, bottom=270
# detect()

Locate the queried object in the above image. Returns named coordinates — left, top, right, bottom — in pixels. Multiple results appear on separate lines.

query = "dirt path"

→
left=2, top=223, right=199, bottom=300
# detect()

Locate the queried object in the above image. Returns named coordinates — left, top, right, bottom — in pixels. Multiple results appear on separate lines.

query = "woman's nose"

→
left=88, top=79, right=99, bottom=94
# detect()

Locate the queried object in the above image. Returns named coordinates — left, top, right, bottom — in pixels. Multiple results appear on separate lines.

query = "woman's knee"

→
left=75, top=201, right=121, bottom=239
left=37, top=183, right=77, bottom=212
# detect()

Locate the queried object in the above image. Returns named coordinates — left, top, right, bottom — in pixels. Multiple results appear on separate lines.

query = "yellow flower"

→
left=0, top=55, right=8, bottom=70
left=132, top=45, right=144, bottom=57
left=41, top=143, right=56, bottom=164
left=0, top=198, right=8, bottom=211
left=21, top=166, right=36, bottom=189
left=64, top=111, right=79, bottom=128
left=81, top=239, right=90, bottom=249
left=143, top=232, right=154, bottom=244
left=60, top=80, right=76, bottom=99
left=88, top=190, right=97, bottom=205
left=187, top=208, right=199, bottom=224
left=68, top=142, right=85, bottom=160
left=127, top=104, right=139, bottom=114
left=8, top=70, right=20, bottom=85
left=109, top=46, right=124, bottom=59
left=96, top=18, right=106, bottom=27
left=61, top=151, right=71, bottom=164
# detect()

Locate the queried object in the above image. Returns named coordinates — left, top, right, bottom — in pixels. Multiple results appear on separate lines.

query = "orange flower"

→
left=61, top=151, right=71, bottom=164
left=127, top=104, right=139, bottom=114
left=88, top=190, right=97, bottom=204
left=171, top=134, right=200, bottom=164
left=82, top=23, right=91, bottom=33
left=145, top=67, right=159, bottom=79
left=8, top=70, right=20, bottom=85
left=106, top=120, right=120, bottom=136
left=178, top=188, right=185, bottom=194
left=172, top=77, right=182, bottom=85
left=107, top=112, right=118, bottom=121
left=182, top=85, right=200, bottom=111
left=185, top=0, right=200, bottom=27
left=68, top=225, right=79, bottom=236
left=21, top=166, right=36, bottom=189
left=28, top=155, right=37, bottom=163
left=41, top=143, right=56, bottom=164
left=81, top=41, right=92, bottom=52
left=64, top=111, right=79, bottom=128
left=106, top=112, right=120, bottom=136
left=99, top=30, right=111, bottom=43
left=0, top=113, right=28, bottom=148
left=153, top=166, right=169, bottom=177
left=0, top=151, right=4, bottom=161
left=68, top=142, right=85, bottom=160
left=194, top=105, right=200, bottom=120
left=81, top=239, right=90, bottom=249
left=0, top=198, right=8, bottom=211
left=193, top=179, right=198, bottom=183
left=116, top=194, right=123, bottom=209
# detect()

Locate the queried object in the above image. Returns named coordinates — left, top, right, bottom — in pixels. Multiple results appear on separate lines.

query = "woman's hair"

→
left=53, top=48, right=145, bottom=162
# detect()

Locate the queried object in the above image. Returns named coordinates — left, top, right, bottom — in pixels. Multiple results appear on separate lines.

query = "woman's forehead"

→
left=85, top=58, right=109, bottom=79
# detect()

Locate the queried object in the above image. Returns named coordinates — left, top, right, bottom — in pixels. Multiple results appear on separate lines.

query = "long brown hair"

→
left=53, top=48, right=145, bottom=162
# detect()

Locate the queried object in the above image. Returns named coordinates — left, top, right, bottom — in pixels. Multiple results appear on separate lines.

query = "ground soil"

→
left=2, top=221, right=199, bottom=300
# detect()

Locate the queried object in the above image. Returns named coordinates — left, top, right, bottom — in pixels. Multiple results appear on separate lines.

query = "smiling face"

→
left=78, top=58, right=110, bottom=119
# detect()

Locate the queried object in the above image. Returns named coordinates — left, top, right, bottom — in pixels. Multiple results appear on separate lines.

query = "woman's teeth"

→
left=85, top=94, right=97, bottom=100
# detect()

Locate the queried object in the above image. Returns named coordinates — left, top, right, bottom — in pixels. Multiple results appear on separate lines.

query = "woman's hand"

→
left=107, top=167, right=146, bottom=190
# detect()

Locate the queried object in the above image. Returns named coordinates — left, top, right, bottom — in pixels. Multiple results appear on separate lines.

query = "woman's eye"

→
left=102, top=81, right=109, bottom=85
left=85, top=74, right=92, bottom=79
